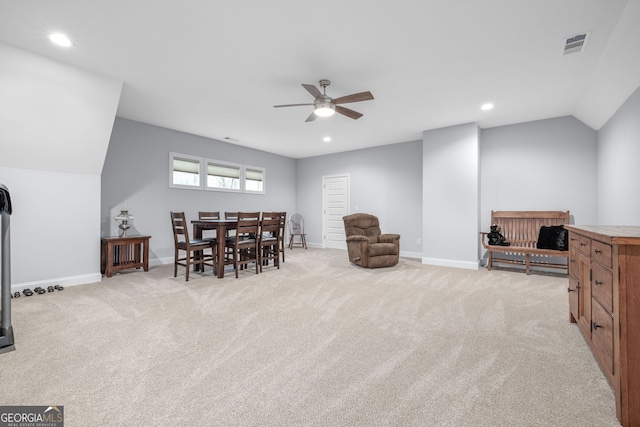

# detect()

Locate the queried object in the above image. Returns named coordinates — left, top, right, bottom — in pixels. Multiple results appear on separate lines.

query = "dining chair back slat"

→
left=199, top=211, right=220, bottom=220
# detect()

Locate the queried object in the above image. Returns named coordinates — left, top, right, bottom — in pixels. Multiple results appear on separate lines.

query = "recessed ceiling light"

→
left=323, top=136, right=331, bottom=143
left=49, top=33, right=72, bottom=47
left=481, top=103, right=494, bottom=111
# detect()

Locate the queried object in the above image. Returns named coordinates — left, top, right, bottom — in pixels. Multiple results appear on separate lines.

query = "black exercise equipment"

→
left=1, top=183, right=15, bottom=354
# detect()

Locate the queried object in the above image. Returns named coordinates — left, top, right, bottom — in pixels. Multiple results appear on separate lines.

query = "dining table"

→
left=191, top=219, right=237, bottom=278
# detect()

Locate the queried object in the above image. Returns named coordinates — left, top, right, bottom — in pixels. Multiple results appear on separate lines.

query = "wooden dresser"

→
left=565, top=225, right=640, bottom=426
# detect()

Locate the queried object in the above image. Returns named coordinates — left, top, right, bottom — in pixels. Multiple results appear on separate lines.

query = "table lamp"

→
left=115, top=210, right=134, bottom=236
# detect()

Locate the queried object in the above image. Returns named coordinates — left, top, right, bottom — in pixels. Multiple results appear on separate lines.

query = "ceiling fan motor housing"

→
left=319, top=79, right=331, bottom=90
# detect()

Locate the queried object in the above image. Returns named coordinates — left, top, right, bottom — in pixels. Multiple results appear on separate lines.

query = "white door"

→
left=322, top=174, right=349, bottom=249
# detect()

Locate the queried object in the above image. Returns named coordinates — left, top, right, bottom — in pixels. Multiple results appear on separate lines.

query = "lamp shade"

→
left=114, top=210, right=134, bottom=221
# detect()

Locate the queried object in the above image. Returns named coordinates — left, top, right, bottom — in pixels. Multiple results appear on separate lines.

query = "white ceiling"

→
left=1, top=0, right=639, bottom=159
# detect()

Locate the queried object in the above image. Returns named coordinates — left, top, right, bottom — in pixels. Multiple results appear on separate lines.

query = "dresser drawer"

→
left=592, top=240, right=612, bottom=269
left=577, top=235, right=591, bottom=255
left=568, top=247, right=579, bottom=278
left=592, top=262, right=613, bottom=314
left=569, top=233, right=581, bottom=251
left=591, top=299, right=614, bottom=376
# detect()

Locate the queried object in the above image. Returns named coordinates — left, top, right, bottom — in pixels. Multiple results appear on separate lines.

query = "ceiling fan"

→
left=274, top=79, right=374, bottom=122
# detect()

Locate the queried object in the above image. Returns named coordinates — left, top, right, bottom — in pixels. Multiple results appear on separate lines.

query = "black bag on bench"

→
left=536, top=225, right=568, bottom=251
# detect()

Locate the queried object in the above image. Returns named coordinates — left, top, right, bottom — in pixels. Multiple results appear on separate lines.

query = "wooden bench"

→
left=480, top=211, right=570, bottom=275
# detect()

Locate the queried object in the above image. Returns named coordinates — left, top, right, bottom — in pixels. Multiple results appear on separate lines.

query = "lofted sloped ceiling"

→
left=1, top=0, right=639, bottom=160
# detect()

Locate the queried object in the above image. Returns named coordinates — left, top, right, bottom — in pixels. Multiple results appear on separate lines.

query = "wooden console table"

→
left=101, top=235, right=151, bottom=277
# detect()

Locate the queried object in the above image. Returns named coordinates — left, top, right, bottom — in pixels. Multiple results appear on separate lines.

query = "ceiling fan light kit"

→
left=274, top=79, right=374, bottom=122
left=314, top=103, right=335, bottom=117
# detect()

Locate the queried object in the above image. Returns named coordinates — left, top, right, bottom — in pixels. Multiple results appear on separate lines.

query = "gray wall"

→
left=480, top=116, right=598, bottom=228
left=1, top=167, right=101, bottom=287
left=296, top=141, right=423, bottom=257
left=423, top=123, right=480, bottom=268
left=102, top=118, right=297, bottom=263
left=597, top=87, right=640, bottom=225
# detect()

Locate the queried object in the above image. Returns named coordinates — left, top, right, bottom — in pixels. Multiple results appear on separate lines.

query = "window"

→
left=170, top=152, right=202, bottom=189
left=244, top=166, right=265, bottom=194
left=206, top=160, right=241, bottom=192
left=169, top=152, right=265, bottom=194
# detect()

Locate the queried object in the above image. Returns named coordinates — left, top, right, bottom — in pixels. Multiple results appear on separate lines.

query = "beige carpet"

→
left=1, top=249, right=620, bottom=426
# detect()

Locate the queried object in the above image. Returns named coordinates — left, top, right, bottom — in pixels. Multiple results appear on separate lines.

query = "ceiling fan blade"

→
left=333, top=91, right=374, bottom=104
left=305, top=112, right=317, bottom=122
left=302, top=84, right=323, bottom=99
left=274, top=103, right=314, bottom=108
left=335, top=105, right=363, bottom=120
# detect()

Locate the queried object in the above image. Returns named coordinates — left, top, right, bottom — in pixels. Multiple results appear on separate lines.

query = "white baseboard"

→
left=11, top=272, right=102, bottom=293
left=421, top=257, right=479, bottom=270
left=400, top=250, right=422, bottom=259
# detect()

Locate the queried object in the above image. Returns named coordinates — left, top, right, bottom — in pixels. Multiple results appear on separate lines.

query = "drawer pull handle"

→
left=595, top=280, right=603, bottom=286
left=570, top=259, right=575, bottom=263
left=594, top=249, right=601, bottom=254
left=568, top=288, right=574, bottom=293
left=575, top=283, right=581, bottom=289
left=570, top=237, right=578, bottom=241
left=580, top=242, right=586, bottom=246
left=592, top=321, right=602, bottom=330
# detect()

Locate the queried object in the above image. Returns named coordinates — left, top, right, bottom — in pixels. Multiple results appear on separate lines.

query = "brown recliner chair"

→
left=343, top=213, right=400, bottom=268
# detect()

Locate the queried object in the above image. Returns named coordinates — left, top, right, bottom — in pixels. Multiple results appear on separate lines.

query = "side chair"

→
left=197, top=211, right=220, bottom=271
left=170, top=212, right=216, bottom=281
left=224, top=212, right=260, bottom=278
left=278, top=211, right=287, bottom=262
left=260, top=212, right=281, bottom=272
left=288, top=213, right=307, bottom=249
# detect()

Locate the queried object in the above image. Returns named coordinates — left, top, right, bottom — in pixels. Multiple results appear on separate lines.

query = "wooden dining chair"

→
left=221, top=211, right=239, bottom=262
left=198, top=211, right=220, bottom=240
left=197, top=211, right=220, bottom=269
left=224, top=212, right=238, bottom=220
left=259, top=212, right=281, bottom=272
left=170, top=212, right=216, bottom=281
left=278, top=212, right=287, bottom=263
left=224, top=212, right=260, bottom=278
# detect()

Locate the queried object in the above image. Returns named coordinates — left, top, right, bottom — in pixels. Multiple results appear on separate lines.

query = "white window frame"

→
left=168, top=152, right=266, bottom=195
left=243, top=165, right=266, bottom=194
left=205, top=159, right=243, bottom=193
left=169, top=152, right=203, bottom=190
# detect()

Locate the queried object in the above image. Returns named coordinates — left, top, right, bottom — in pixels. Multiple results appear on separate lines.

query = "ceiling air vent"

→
left=562, top=32, right=590, bottom=56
